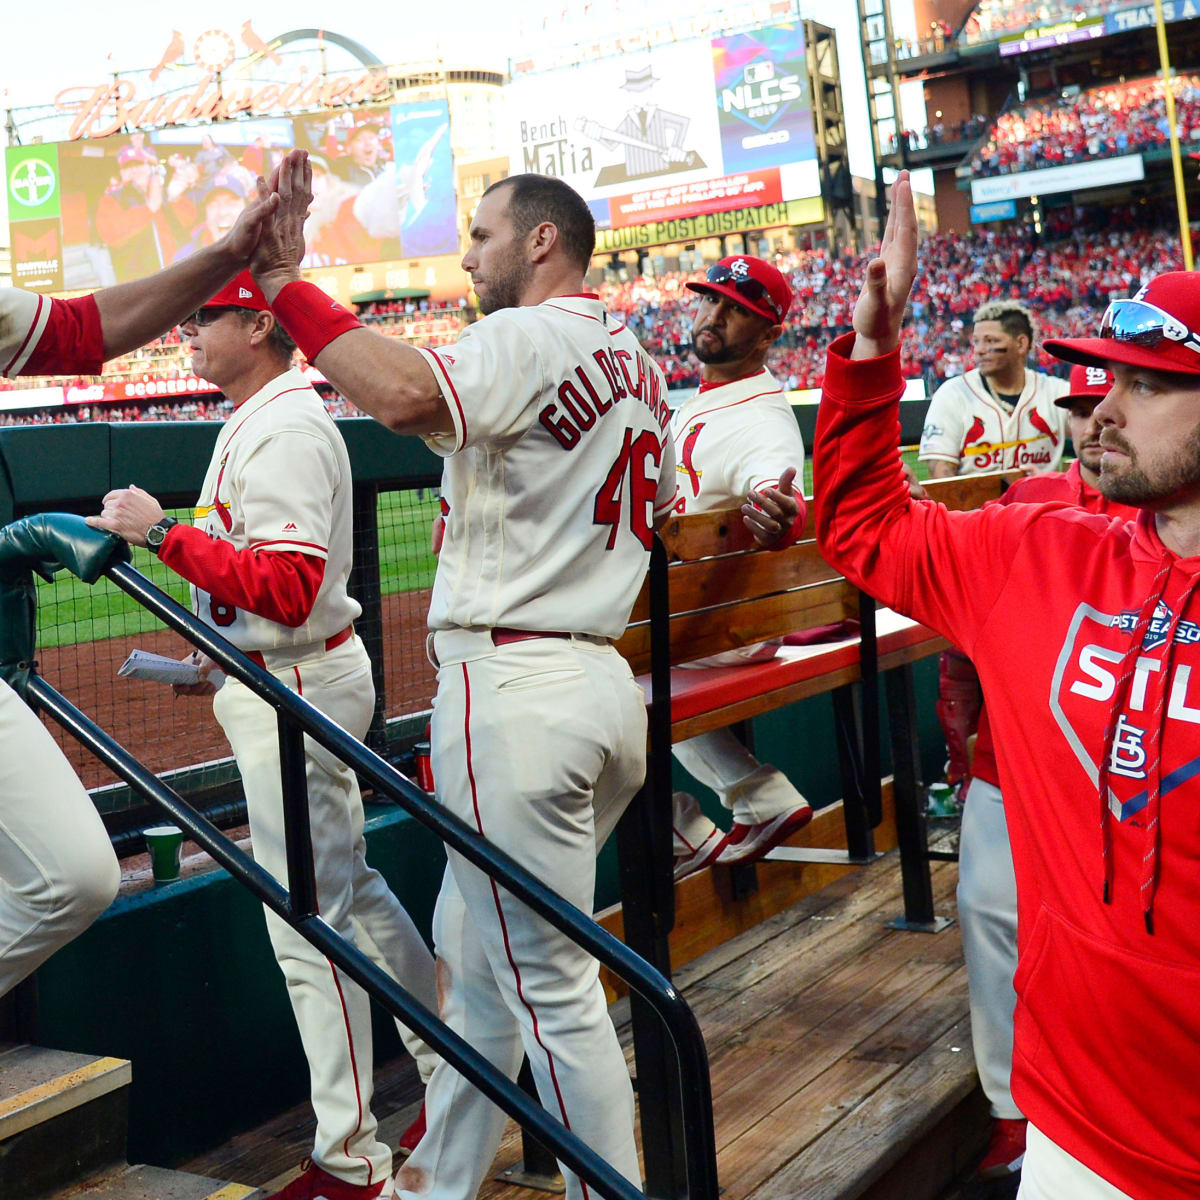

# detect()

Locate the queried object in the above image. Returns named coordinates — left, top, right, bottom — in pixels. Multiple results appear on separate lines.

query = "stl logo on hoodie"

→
left=1050, top=600, right=1200, bottom=825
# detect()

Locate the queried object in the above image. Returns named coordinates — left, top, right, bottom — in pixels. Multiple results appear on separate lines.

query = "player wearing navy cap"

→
left=669, top=255, right=814, bottom=878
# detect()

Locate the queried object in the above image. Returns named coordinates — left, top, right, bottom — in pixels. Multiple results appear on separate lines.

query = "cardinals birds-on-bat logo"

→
left=960, top=415, right=986, bottom=456
left=242, top=21, right=283, bottom=66
left=1028, top=408, right=1059, bottom=445
left=149, top=30, right=185, bottom=82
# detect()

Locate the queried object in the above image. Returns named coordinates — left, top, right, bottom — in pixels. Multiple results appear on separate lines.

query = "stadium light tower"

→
left=1154, top=0, right=1194, bottom=269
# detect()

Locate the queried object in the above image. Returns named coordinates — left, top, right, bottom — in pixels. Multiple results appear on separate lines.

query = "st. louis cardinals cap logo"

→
left=1085, top=366, right=1110, bottom=387
left=730, top=258, right=751, bottom=279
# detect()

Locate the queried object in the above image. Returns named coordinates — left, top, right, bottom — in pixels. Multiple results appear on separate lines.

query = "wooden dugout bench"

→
left=606, top=471, right=1016, bottom=1196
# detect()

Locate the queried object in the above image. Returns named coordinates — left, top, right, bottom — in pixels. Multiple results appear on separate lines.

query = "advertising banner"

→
left=594, top=195, right=822, bottom=252
left=1104, top=0, right=1200, bottom=34
left=711, top=23, right=813, bottom=174
left=7, top=102, right=459, bottom=294
left=970, top=199, right=1018, bottom=223
left=998, top=17, right=1105, bottom=56
left=507, top=20, right=819, bottom=231
left=970, top=154, right=1145, bottom=203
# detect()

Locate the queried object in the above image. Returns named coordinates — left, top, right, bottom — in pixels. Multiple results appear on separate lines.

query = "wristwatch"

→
left=145, top=517, right=178, bottom=555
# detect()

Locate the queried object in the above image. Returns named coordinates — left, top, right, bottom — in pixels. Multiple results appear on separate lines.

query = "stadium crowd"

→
left=0, top=214, right=1186, bottom=424
left=971, top=74, right=1200, bottom=176
left=597, top=214, right=1184, bottom=392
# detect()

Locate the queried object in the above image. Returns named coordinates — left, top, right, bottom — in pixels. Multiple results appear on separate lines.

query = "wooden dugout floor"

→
left=185, top=839, right=988, bottom=1200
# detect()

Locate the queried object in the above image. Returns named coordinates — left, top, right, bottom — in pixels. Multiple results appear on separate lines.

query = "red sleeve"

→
left=158, top=524, right=326, bottom=628
left=22, top=295, right=105, bottom=377
left=814, top=332, right=1043, bottom=657
left=768, top=497, right=809, bottom=551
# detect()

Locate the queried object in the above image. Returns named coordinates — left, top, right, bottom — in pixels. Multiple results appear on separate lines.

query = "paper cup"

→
left=144, top=824, right=185, bottom=883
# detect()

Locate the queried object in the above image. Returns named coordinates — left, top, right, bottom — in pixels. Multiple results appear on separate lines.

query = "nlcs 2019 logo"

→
left=720, top=59, right=804, bottom=128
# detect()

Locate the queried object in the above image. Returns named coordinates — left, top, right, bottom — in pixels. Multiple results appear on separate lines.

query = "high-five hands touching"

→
left=250, top=150, right=314, bottom=301
left=851, top=170, right=919, bottom=361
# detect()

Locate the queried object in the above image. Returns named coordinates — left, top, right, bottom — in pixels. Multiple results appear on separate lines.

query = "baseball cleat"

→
left=673, top=826, right=729, bottom=881
left=394, top=1102, right=426, bottom=1159
left=975, top=1117, right=1027, bottom=1180
left=264, top=1159, right=394, bottom=1199
left=714, top=803, right=814, bottom=865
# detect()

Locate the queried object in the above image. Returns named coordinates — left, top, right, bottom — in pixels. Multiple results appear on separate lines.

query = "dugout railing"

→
left=0, top=512, right=719, bottom=1200
left=0, top=416, right=932, bottom=847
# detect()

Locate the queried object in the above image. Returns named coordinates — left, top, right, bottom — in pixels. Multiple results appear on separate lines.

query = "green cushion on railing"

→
left=0, top=571, right=37, bottom=693
left=0, top=512, right=129, bottom=585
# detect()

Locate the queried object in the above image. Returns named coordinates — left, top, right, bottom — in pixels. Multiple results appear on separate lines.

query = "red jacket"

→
left=972, top=462, right=1141, bottom=787
left=816, top=333, right=1200, bottom=1200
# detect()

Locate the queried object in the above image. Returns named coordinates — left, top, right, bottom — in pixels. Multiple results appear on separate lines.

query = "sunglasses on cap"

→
left=703, top=263, right=784, bottom=321
left=181, top=305, right=244, bottom=328
left=1099, top=299, right=1200, bottom=356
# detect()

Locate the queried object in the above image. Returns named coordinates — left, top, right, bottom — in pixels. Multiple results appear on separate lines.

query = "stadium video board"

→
left=506, top=21, right=821, bottom=241
left=6, top=100, right=458, bottom=293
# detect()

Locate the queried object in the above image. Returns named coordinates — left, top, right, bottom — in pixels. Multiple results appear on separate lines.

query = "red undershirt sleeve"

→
left=158, top=524, right=325, bottom=628
left=23, top=295, right=105, bottom=377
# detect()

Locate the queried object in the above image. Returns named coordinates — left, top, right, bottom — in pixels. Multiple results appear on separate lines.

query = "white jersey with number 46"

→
left=417, top=295, right=677, bottom=640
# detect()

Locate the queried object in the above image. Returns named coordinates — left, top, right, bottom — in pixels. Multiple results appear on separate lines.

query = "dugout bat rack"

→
left=2, top=518, right=718, bottom=1200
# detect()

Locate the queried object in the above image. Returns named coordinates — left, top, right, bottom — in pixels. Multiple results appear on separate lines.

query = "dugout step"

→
left=0, top=1043, right=261, bottom=1199
left=0, top=1043, right=133, bottom=1195
left=46, top=1164, right=262, bottom=1199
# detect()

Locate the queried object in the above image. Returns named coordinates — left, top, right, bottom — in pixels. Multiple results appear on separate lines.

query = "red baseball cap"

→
left=686, top=255, right=792, bottom=324
left=1044, top=272, right=1200, bottom=377
left=1054, top=363, right=1114, bottom=408
left=205, top=271, right=269, bottom=311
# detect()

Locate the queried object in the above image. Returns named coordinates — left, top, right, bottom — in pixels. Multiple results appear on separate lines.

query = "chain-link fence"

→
left=31, top=483, right=443, bottom=832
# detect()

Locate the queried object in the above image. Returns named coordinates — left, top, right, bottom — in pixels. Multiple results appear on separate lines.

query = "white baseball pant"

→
left=396, top=630, right=645, bottom=1200
left=0, top=678, right=120, bottom=999
left=212, top=636, right=439, bottom=1188
left=1017, top=1125, right=1133, bottom=1199
left=957, top=776, right=1022, bottom=1120
left=671, top=727, right=806, bottom=853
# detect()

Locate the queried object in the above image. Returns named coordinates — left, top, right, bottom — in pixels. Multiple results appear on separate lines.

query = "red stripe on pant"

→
left=295, top=662, right=372, bottom=1185
left=329, top=961, right=374, bottom=1184
left=459, top=663, right=586, bottom=1199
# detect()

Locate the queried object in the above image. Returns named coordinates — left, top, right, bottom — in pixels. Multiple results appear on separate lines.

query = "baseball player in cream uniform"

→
left=91, top=272, right=438, bottom=1200
left=667, top=256, right=813, bottom=880
left=919, top=300, right=1070, bottom=477
left=0, top=181, right=284, bottom=1008
left=246, top=162, right=677, bottom=1200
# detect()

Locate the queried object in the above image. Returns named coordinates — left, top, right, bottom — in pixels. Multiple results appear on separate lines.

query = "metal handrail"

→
left=28, top=555, right=718, bottom=1200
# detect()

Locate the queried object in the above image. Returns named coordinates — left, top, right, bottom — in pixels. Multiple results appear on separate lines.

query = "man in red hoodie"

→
left=816, top=171, right=1200, bottom=1199
left=950, top=364, right=1141, bottom=1184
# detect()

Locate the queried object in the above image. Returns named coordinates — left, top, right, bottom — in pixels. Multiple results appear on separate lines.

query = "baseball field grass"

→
left=32, top=454, right=931, bottom=650
left=34, top=489, right=443, bottom=650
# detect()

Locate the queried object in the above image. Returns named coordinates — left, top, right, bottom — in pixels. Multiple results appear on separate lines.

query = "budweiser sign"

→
left=53, top=25, right=391, bottom=141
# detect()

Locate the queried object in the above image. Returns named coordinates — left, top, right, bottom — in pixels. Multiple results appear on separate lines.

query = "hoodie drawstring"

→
left=1096, top=557, right=1171, bottom=913
left=1136, top=572, right=1200, bottom=934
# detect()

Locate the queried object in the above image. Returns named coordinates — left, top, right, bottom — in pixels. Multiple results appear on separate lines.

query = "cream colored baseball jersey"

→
left=191, top=366, right=360, bottom=650
left=417, top=294, right=677, bottom=639
left=918, top=368, right=1071, bottom=475
left=0, top=290, right=49, bottom=377
left=669, top=367, right=806, bottom=514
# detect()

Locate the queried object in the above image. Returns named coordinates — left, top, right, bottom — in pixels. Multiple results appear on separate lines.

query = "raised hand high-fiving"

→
left=250, top=149, right=313, bottom=300
left=851, top=170, right=919, bottom=361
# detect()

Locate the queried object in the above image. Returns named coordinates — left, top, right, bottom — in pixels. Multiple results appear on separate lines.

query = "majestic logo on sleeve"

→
left=1051, top=601, right=1200, bottom=822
